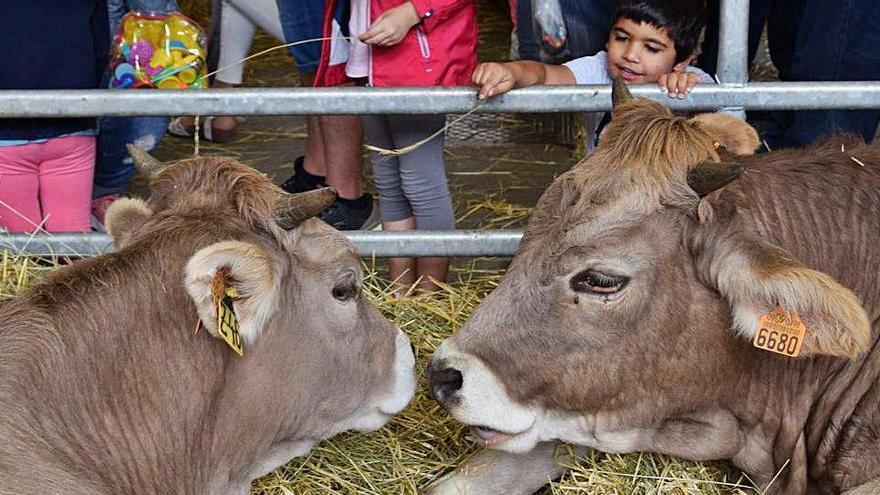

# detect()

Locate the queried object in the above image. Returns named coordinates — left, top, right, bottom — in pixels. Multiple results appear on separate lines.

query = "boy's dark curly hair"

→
left=613, top=0, right=707, bottom=63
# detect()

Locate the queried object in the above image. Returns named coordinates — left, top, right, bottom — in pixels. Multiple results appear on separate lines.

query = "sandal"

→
left=167, top=115, right=239, bottom=143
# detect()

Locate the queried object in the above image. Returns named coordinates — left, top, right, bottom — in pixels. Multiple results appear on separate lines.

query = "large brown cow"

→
left=0, top=150, right=416, bottom=494
left=427, top=82, right=880, bottom=494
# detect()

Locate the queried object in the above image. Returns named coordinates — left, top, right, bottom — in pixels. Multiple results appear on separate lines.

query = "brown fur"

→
left=446, top=97, right=880, bottom=493
left=0, top=157, right=405, bottom=494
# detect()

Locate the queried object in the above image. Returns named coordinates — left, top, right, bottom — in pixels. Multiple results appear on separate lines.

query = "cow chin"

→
left=343, top=329, right=417, bottom=434
left=432, top=340, right=541, bottom=453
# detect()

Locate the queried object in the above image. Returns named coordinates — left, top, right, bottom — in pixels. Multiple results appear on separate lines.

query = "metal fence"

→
left=1, top=0, right=878, bottom=257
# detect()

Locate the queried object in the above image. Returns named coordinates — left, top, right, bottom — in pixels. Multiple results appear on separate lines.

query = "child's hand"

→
left=359, top=2, right=420, bottom=47
left=472, top=62, right=516, bottom=99
left=658, top=71, right=701, bottom=99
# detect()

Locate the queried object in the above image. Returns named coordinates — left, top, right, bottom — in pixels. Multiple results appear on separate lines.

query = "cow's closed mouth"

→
left=471, top=425, right=528, bottom=446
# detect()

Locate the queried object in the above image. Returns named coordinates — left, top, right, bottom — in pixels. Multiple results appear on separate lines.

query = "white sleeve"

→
left=562, top=52, right=611, bottom=85
left=685, top=65, right=716, bottom=84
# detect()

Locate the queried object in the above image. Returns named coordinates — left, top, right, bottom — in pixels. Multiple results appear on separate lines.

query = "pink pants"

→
left=0, top=135, right=95, bottom=233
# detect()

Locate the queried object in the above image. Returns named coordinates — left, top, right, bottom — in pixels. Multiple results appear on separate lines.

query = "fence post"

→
left=716, top=0, right=749, bottom=119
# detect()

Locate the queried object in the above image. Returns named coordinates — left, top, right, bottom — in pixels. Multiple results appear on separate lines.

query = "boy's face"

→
left=605, top=17, right=693, bottom=84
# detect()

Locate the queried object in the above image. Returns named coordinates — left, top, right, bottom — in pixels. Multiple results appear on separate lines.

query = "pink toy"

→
left=130, top=40, right=153, bottom=67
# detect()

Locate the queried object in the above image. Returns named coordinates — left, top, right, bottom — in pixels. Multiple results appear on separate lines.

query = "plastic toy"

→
left=107, top=11, right=208, bottom=89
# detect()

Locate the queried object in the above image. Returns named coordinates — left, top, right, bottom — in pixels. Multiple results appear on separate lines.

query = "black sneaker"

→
left=319, top=194, right=381, bottom=230
left=281, top=156, right=326, bottom=194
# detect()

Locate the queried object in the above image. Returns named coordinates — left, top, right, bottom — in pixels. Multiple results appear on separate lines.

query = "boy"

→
left=473, top=0, right=712, bottom=154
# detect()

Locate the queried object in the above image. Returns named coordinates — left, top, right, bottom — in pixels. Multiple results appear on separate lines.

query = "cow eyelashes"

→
left=569, top=269, right=629, bottom=295
left=332, top=274, right=360, bottom=302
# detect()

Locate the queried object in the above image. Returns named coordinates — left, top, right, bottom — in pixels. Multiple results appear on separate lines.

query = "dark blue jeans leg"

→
left=785, top=0, right=880, bottom=146
left=94, top=116, right=169, bottom=198
left=275, top=0, right=325, bottom=73
left=516, top=0, right=541, bottom=61
left=556, top=0, right=614, bottom=58
left=519, top=0, right=613, bottom=62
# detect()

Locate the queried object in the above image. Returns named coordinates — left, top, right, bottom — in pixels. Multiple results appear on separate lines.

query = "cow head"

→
left=427, top=81, right=870, bottom=456
left=106, top=149, right=416, bottom=478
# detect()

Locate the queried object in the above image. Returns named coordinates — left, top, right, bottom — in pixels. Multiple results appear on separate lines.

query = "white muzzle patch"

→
left=432, top=340, right=540, bottom=453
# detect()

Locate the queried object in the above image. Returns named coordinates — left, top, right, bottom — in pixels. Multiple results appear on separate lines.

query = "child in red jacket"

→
left=316, top=0, right=478, bottom=293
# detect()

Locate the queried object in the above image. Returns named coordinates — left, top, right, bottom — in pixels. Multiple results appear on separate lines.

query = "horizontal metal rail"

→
left=0, top=231, right=524, bottom=258
left=2, top=82, right=880, bottom=117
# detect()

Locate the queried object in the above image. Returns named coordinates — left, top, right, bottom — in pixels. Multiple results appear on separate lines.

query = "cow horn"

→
left=274, top=187, right=337, bottom=230
left=687, top=161, right=746, bottom=197
left=612, top=77, right=633, bottom=108
left=126, top=144, right=165, bottom=177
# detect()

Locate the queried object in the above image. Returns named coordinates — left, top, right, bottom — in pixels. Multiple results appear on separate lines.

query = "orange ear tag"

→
left=753, top=305, right=806, bottom=357
left=216, top=285, right=244, bottom=356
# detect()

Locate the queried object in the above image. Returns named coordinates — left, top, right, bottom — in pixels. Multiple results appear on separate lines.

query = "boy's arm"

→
left=473, top=61, right=575, bottom=99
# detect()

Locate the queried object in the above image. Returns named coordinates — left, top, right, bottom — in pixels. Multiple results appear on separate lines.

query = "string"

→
left=196, top=36, right=480, bottom=157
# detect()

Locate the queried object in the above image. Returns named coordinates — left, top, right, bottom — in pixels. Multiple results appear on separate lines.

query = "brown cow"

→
left=0, top=150, right=416, bottom=494
left=427, top=81, right=880, bottom=494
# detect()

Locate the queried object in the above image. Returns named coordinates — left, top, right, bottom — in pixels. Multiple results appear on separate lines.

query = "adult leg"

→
left=0, top=143, right=43, bottom=232
left=364, top=114, right=416, bottom=287
left=95, top=116, right=169, bottom=199
left=556, top=0, right=614, bottom=59
left=515, top=0, right=540, bottom=61
left=784, top=0, right=880, bottom=146
left=389, top=114, right=454, bottom=291
left=39, top=136, right=96, bottom=233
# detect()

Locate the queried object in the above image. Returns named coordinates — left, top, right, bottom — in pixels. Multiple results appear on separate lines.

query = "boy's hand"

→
left=472, top=62, right=516, bottom=99
left=359, top=2, right=420, bottom=47
left=658, top=71, right=701, bottom=99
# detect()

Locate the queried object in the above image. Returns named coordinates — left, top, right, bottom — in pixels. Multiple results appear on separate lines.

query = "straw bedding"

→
left=0, top=253, right=756, bottom=494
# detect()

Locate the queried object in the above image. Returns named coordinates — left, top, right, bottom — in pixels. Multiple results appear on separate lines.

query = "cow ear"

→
left=184, top=241, right=280, bottom=348
left=690, top=113, right=760, bottom=155
left=105, top=198, right=153, bottom=248
left=692, top=228, right=870, bottom=358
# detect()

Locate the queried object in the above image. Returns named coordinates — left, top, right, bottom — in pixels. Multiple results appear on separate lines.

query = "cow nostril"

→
left=428, top=366, right=463, bottom=404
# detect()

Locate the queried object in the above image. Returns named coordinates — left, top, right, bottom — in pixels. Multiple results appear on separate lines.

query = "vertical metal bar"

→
left=716, top=0, right=749, bottom=119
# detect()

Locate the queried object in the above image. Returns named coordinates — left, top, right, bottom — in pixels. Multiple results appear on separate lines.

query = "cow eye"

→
left=570, top=269, right=629, bottom=295
left=332, top=274, right=359, bottom=302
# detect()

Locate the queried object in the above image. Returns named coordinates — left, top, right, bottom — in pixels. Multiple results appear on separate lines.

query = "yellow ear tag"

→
left=753, top=305, right=806, bottom=357
left=216, top=285, right=244, bottom=356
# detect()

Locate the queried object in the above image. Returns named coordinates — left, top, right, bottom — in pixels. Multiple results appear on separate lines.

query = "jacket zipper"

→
left=415, top=29, right=431, bottom=59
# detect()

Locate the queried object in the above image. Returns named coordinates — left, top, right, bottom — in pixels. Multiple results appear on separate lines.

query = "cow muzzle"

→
left=426, top=362, right=463, bottom=406
left=427, top=340, right=540, bottom=453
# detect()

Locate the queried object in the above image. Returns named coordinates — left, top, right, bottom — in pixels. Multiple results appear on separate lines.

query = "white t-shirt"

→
left=563, top=51, right=715, bottom=155
left=347, top=0, right=370, bottom=78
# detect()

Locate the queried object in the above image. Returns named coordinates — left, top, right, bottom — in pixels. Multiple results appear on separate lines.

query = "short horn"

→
left=687, top=161, right=745, bottom=197
left=612, top=76, right=633, bottom=108
left=274, top=187, right=337, bottom=230
left=126, top=144, right=165, bottom=177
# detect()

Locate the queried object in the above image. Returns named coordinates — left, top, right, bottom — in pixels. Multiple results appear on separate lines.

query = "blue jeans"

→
left=783, top=0, right=880, bottom=147
left=516, top=0, right=613, bottom=61
left=95, top=0, right=179, bottom=199
left=94, top=116, right=169, bottom=198
left=701, top=0, right=879, bottom=148
left=107, top=0, right=179, bottom=34
left=275, top=0, right=325, bottom=73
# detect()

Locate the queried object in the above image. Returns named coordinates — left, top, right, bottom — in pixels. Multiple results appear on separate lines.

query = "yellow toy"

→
left=108, top=11, right=208, bottom=89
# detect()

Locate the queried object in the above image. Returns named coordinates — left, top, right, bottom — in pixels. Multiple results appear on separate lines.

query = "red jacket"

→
left=315, top=0, right=478, bottom=88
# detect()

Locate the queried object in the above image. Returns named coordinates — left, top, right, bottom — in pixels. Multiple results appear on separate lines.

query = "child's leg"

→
left=384, top=218, right=417, bottom=288
left=38, top=136, right=95, bottom=232
left=364, top=114, right=417, bottom=288
left=388, top=114, right=454, bottom=291
left=0, top=143, right=42, bottom=232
